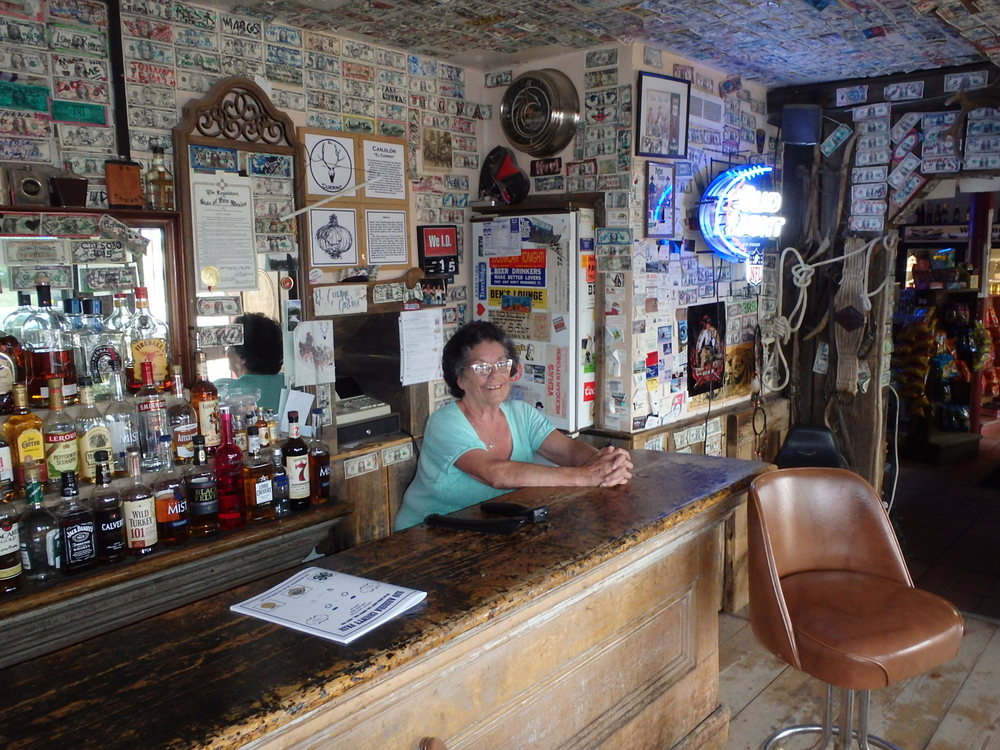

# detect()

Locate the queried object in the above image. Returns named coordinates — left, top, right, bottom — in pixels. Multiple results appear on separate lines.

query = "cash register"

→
left=335, top=377, right=392, bottom=425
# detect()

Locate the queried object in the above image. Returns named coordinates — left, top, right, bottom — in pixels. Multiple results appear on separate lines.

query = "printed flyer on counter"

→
left=230, top=567, right=427, bottom=644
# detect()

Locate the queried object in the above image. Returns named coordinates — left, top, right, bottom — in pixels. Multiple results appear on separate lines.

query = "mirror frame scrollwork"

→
left=172, top=76, right=305, bottom=381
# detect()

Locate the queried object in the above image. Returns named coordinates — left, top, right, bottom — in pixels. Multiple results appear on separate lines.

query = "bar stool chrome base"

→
left=761, top=685, right=902, bottom=750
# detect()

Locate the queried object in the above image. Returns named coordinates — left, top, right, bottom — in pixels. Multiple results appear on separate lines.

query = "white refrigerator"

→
left=472, top=208, right=597, bottom=433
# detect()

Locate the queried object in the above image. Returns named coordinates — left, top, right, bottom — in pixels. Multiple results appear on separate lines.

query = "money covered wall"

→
left=0, top=0, right=487, bottom=258
left=479, top=44, right=781, bottom=440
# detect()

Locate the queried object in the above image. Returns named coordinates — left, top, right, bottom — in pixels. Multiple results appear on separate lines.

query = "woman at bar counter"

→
left=394, top=321, right=633, bottom=531
left=215, top=312, right=286, bottom=412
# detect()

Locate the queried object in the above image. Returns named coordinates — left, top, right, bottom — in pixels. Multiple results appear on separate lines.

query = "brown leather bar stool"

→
left=747, top=467, right=964, bottom=750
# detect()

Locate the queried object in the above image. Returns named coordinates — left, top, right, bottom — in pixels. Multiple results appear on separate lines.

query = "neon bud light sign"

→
left=698, top=164, right=784, bottom=286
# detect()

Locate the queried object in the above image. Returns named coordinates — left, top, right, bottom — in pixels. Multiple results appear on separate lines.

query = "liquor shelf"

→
left=0, top=450, right=769, bottom=749
left=0, top=499, right=351, bottom=668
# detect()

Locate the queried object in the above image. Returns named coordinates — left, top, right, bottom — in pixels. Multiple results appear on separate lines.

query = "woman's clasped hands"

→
left=578, top=446, right=633, bottom=487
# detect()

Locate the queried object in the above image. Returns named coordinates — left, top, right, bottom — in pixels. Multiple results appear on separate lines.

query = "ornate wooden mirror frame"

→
left=172, top=76, right=305, bottom=380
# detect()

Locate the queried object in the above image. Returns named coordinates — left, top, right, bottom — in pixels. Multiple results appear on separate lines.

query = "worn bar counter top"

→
left=0, top=450, right=769, bottom=750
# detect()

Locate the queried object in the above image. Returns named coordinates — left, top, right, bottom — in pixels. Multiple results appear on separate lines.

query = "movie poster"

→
left=687, top=302, right=725, bottom=396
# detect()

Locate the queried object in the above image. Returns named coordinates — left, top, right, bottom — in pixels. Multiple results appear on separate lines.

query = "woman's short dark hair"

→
left=230, top=313, right=283, bottom=375
left=442, top=320, right=517, bottom=398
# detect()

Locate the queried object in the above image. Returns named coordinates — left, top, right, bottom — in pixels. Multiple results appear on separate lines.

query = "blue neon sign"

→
left=698, top=164, right=784, bottom=285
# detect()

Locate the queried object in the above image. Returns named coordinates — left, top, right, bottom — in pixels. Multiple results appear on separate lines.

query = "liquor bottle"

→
left=3, top=383, right=47, bottom=486
left=19, top=460, right=60, bottom=581
left=20, top=284, right=78, bottom=406
left=145, top=144, right=175, bottom=210
left=254, top=409, right=270, bottom=448
left=215, top=406, right=245, bottom=530
left=266, top=410, right=279, bottom=448
left=90, top=450, right=126, bottom=564
left=62, top=298, right=84, bottom=330
left=166, top=364, right=197, bottom=465
left=79, top=297, right=124, bottom=401
left=308, top=407, right=331, bottom=505
left=61, top=298, right=87, bottom=394
left=185, top=435, right=219, bottom=537
left=154, top=435, right=188, bottom=546
left=103, top=361, right=140, bottom=478
left=56, top=471, right=96, bottom=573
left=233, top=411, right=249, bottom=452
left=43, top=378, right=78, bottom=491
left=282, top=410, right=310, bottom=511
left=0, top=326, right=26, bottom=415
left=104, top=292, right=133, bottom=333
left=190, top=349, right=221, bottom=453
left=124, top=286, right=170, bottom=393
left=0, top=433, right=13, bottom=493
left=2, top=291, right=34, bottom=339
left=122, top=446, right=158, bottom=556
left=75, top=376, right=112, bottom=484
left=135, top=360, right=168, bottom=472
left=0, top=484, right=22, bottom=594
left=242, top=426, right=275, bottom=524
left=269, top=446, right=291, bottom=518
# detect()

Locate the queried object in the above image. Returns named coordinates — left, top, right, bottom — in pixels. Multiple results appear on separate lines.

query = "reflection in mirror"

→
left=0, top=214, right=184, bottom=403
left=172, top=76, right=304, bottom=394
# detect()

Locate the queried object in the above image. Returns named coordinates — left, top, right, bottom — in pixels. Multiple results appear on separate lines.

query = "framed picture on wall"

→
left=636, top=72, right=690, bottom=159
left=645, top=160, right=675, bottom=239
left=308, top=207, right=358, bottom=266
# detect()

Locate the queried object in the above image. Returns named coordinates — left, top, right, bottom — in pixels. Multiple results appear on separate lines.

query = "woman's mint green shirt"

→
left=394, top=400, right=556, bottom=531
left=214, top=372, right=285, bottom=413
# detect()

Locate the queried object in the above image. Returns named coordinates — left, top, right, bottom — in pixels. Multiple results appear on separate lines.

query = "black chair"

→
left=775, top=424, right=848, bottom=469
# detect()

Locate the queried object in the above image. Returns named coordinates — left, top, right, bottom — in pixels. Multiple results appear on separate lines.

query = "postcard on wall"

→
left=292, top=320, right=336, bottom=387
left=362, top=138, right=406, bottom=200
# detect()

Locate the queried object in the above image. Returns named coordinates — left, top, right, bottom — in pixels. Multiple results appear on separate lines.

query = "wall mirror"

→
left=172, top=76, right=305, bottom=384
left=0, top=205, right=186, bottom=398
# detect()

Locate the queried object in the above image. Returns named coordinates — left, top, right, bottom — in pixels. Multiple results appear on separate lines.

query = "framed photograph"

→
left=645, top=160, right=675, bottom=239
left=636, top=72, right=690, bottom=159
left=309, top=207, right=358, bottom=266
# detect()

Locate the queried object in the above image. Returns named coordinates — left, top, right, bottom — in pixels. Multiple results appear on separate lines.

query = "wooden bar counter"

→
left=0, top=450, right=769, bottom=750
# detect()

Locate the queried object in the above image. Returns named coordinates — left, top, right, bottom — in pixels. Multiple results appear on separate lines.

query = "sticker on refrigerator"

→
left=488, top=248, right=546, bottom=287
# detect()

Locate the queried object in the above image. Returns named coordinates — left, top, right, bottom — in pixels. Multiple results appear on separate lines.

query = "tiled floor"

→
left=892, top=436, right=1000, bottom=620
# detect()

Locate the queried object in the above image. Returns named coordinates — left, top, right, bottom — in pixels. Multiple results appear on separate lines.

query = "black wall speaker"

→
left=781, top=104, right=823, bottom=145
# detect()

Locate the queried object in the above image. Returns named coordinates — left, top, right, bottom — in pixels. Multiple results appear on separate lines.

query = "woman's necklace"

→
left=463, top=404, right=500, bottom=450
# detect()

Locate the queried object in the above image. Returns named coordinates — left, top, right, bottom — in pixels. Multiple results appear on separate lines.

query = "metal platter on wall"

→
left=500, top=69, right=580, bottom=158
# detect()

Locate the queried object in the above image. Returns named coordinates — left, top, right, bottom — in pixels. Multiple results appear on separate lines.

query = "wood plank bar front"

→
left=0, top=451, right=769, bottom=750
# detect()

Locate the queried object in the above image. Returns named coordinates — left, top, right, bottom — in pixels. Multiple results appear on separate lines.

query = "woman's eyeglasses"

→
left=467, top=359, right=514, bottom=377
